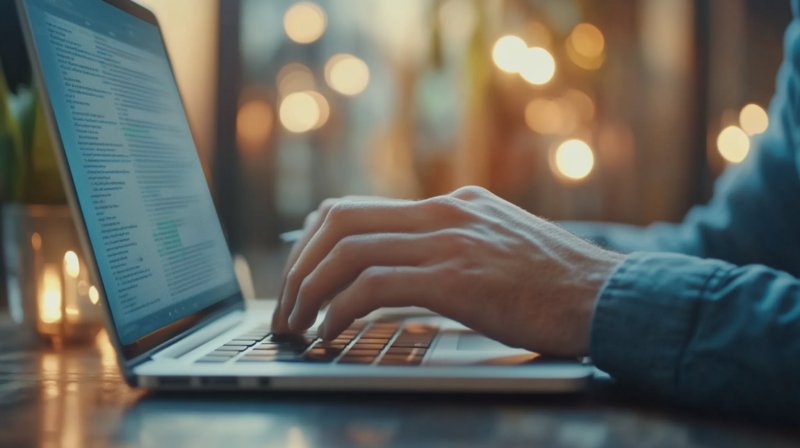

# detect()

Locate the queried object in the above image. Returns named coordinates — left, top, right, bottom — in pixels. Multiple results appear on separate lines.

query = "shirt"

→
left=565, top=0, right=800, bottom=420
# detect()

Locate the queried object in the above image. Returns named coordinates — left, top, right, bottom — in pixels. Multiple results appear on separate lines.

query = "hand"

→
left=272, top=187, right=624, bottom=357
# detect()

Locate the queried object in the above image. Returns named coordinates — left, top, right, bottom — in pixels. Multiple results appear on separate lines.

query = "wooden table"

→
left=0, top=316, right=797, bottom=448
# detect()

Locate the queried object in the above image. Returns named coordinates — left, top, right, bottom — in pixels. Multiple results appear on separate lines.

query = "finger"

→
left=273, top=197, right=407, bottom=330
left=287, top=233, right=444, bottom=331
left=280, top=199, right=465, bottom=328
left=318, top=266, right=437, bottom=340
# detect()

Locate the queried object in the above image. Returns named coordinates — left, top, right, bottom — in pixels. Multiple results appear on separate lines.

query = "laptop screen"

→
left=23, top=0, right=241, bottom=345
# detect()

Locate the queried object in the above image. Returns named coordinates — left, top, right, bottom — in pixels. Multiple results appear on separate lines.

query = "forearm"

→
left=591, top=252, right=800, bottom=420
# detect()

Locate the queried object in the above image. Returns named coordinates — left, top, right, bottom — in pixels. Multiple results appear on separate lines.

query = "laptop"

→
left=16, top=0, right=592, bottom=391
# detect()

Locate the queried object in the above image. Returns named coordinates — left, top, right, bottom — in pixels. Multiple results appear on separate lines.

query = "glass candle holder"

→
left=2, top=204, right=103, bottom=345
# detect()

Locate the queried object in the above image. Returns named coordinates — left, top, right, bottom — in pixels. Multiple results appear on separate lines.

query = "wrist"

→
left=566, top=250, right=625, bottom=356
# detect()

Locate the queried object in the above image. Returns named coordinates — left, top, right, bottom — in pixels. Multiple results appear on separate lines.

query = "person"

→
left=272, top=2, right=800, bottom=418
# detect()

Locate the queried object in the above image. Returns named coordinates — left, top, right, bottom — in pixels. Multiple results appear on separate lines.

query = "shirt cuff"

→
left=589, top=252, right=729, bottom=398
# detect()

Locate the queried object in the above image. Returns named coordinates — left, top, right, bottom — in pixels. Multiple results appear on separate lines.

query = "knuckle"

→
left=441, top=228, right=479, bottom=252
left=358, top=266, right=388, bottom=290
left=425, top=195, right=470, bottom=221
left=325, top=201, right=354, bottom=223
left=319, top=198, right=340, bottom=214
left=451, top=185, right=489, bottom=200
left=331, top=235, right=361, bottom=259
left=286, top=267, right=302, bottom=288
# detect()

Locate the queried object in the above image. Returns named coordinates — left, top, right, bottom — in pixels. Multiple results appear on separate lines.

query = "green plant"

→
left=0, top=63, right=65, bottom=204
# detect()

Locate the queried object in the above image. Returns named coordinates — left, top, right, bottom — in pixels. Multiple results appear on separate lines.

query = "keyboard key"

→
left=252, top=348, right=282, bottom=354
left=389, top=341, right=430, bottom=348
left=316, top=342, right=347, bottom=349
left=212, top=350, right=243, bottom=356
left=222, top=344, right=251, bottom=350
left=345, top=349, right=382, bottom=357
left=356, top=338, right=390, bottom=344
left=269, top=333, right=312, bottom=344
left=237, top=357, right=276, bottom=363
left=338, top=356, right=376, bottom=364
left=197, top=356, right=233, bottom=363
left=351, top=343, right=385, bottom=350
left=230, top=339, right=259, bottom=345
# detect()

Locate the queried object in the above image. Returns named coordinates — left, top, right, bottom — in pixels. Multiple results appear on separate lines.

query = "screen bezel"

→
left=15, top=0, right=245, bottom=374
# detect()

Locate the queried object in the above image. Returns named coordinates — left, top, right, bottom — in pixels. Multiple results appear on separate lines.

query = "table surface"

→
left=0, top=317, right=797, bottom=448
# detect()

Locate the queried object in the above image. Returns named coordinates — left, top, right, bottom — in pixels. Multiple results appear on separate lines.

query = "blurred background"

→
left=0, top=0, right=792, bottom=300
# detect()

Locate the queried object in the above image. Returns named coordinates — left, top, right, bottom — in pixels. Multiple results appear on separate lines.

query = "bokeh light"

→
left=40, top=264, right=62, bottom=324
left=525, top=98, right=576, bottom=135
left=277, top=63, right=315, bottom=96
left=739, top=104, right=769, bottom=136
left=519, top=47, right=555, bottom=85
left=64, top=251, right=80, bottom=278
left=564, top=89, right=595, bottom=123
left=305, top=91, right=330, bottom=129
left=492, top=35, right=528, bottom=73
left=570, top=24, right=605, bottom=58
left=284, top=2, right=327, bottom=44
left=280, top=92, right=320, bottom=133
left=237, top=99, right=274, bottom=150
left=326, top=54, right=370, bottom=96
left=554, top=139, right=594, bottom=180
left=717, top=126, right=750, bottom=163
left=526, top=22, right=552, bottom=49
left=566, top=24, right=605, bottom=70
left=89, top=286, right=100, bottom=305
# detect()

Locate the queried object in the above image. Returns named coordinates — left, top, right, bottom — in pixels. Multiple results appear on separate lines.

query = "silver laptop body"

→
left=17, top=0, right=591, bottom=392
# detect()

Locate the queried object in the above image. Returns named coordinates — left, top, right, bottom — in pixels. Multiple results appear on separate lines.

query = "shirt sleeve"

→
left=585, top=5, right=800, bottom=418
left=590, top=252, right=800, bottom=418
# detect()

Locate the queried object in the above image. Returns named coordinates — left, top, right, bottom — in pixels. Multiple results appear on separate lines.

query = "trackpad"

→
left=457, top=334, right=513, bottom=351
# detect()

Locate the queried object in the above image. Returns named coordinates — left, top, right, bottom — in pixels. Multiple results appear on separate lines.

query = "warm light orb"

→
left=89, top=286, right=100, bottom=305
left=717, top=126, right=750, bottom=163
left=237, top=100, right=274, bottom=150
left=570, top=23, right=605, bottom=58
left=519, top=47, right=555, bottom=85
left=280, top=92, right=320, bottom=133
left=31, top=232, right=42, bottom=250
left=492, top=35, right=528, bottom=73
left=525, top=98, right=576, bottom=135
left=326, top=54, right=370, bottom=96
left=305, top=91, right=330, bottom=129
left=277, top=64, right=316, bottom=96
left=40, top=264, right=62, bottom=324
left=739, top=104, right=769, bottom=136
left=284, top=2, right=327, bottom=44
left=64, top=251, right=80, bottom=278
left=564, top=89, right=595, bottom=123
left=555, top=140, right=594, bottom=180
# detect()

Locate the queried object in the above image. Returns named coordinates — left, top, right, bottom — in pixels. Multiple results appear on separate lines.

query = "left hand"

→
left=272, top=186, right=624, bottom=357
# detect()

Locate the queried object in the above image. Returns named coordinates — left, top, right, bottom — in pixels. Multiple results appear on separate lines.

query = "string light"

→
left=554, top=140, right=594, bottom=180
left=237, top=100, right=274, bottom=151
left=492, top=35, right=528, bottom=73
left=284, top=2, right=327, bottom=44
left=717, top=126, right=750, bottom=163
left=519, top=47, right=555, bottom=85
left=280, top=92, right=320, bottom=133
left=739, top=104, right=769, bottom=136
left=325, top=54, right=370, bottom=96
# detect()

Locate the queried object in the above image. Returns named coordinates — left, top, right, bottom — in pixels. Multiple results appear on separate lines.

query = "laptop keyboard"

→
left=195, top=320, right=439, bottom=366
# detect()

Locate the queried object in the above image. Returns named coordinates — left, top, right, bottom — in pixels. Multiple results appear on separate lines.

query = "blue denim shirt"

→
left=566, top=1, right=800, bottom=418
